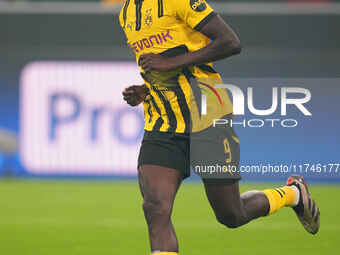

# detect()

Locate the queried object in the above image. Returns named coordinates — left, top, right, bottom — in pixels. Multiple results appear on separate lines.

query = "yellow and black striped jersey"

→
left=119, top=0, right=233, bottom=133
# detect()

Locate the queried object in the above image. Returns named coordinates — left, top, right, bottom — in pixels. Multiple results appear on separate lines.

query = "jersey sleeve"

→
left=173, top=0, right=216, bottom=31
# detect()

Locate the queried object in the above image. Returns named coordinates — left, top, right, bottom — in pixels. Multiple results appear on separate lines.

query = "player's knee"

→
left=142, top=198, right=171, bottom=220
left=216, top=215, right=240, bottom=228
left=216, top=212, right=244, bottom=229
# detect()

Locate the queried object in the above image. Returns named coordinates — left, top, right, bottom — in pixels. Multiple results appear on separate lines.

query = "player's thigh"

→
left=137, top=131, right=189, bottom=204
left=138, top=164, right=182, bottom=212
left=138, top=131, right=190, bottom=181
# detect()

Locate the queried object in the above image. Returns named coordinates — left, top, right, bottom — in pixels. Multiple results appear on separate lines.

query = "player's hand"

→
left=139, top=53, right=177, bottom=72
left=122, top=85, right=148, bottom=107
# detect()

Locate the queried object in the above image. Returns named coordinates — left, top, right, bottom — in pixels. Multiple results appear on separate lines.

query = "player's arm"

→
left=174, top=14, right=241, bottom=68
left=139, top=15, right=241, bottom=72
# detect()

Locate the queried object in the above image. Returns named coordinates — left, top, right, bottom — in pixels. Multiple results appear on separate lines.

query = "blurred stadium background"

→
left=0, top=0, right=339, bottom=254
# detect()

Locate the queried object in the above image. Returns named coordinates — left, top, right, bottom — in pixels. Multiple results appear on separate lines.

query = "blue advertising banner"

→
left=0, top=61, right=339, bottom=181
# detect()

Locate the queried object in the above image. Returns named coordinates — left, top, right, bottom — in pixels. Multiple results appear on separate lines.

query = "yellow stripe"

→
left=143, top=102, right=151, bottom=130
left=178, top=74, right=193, bottom=111
left=143, top=100, right=161, bottom=131
left=232, top=135, right=240, bottom=144
left=148, top=87, right=169, bottom=132
left=142, top=83, right=152, bottom=131
left=168, top=95, right=185, bottom=133
left=149, top=100, right=161, bottom=130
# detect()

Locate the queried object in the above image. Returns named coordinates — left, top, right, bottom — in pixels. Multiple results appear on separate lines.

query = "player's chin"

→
left=127, top=101, right=139, bottom=107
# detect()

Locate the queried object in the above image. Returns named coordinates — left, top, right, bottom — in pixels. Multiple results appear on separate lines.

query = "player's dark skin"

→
left=123, top=14, right=270, bottom=252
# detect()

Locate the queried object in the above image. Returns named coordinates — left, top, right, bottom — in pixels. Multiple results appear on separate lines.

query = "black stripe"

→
left=160, top=45, right=189, bottom=57
left=194, top=12, right=217, bottom=31
left=278, top=188, right=286, bottom=195
left=147, top=102, right=153, bottom=123
left=173, top=83, right=191, bottom=134
left=154, top=88, right=177, bottom=132
left=150, top=97, right=164, bottom=131
left=274, top=189, right=283, bottom=198
left=135, top=0, right=142, bottom=31
left=158, top=0, right=164, bottom=17
left=122, top=0, right=130, bottom=29
left=183, top=68, right=202, bottom=118
left=150, top=96, right=161, bottom=115
left=197, top=64, right=218, bottom=74
left=153, top=117, right=164, bottom=131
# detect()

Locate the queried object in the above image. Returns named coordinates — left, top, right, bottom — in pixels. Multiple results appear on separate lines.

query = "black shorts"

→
left=138, top=124, right=241, bottom=185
